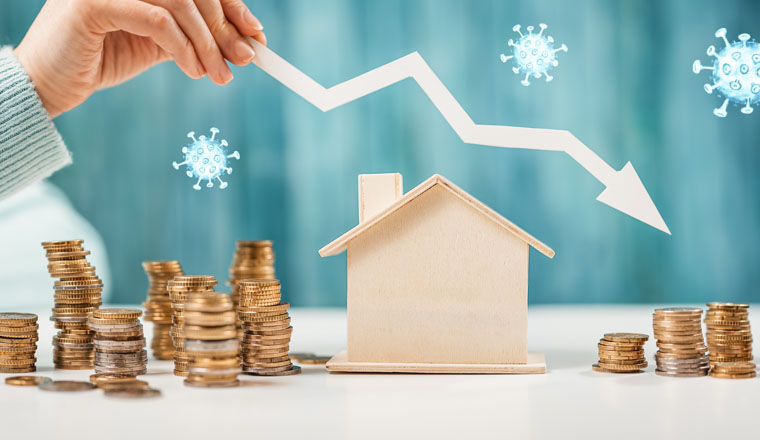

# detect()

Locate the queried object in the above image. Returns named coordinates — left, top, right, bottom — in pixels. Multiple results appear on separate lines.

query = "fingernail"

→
left=244, top=10, right=264, bottom=31
left=234, top=39, right=256, bottom=62
left=220, top=67, right=233, bottom=84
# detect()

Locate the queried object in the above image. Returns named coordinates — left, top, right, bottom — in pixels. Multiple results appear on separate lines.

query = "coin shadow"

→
left=34, top=365, right=56, bottom=373
left=297, top=366, right=327, bottom=375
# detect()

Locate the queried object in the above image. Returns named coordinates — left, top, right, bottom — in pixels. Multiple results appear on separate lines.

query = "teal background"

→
left=2, top=0, right=759, bottom=305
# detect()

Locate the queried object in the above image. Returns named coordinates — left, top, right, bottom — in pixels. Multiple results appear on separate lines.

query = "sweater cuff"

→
left=0, top=46, right=72, bottom=200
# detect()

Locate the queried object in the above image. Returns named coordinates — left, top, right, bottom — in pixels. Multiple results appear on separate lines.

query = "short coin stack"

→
left=184, top=292, right=241, bottom=387
left=238, top=279, right=300, bottom=376
left=42, top=239, right=103, bottom=370
left=652, top=307, right=709, bottom=377
left=228, top=241, right=276, bottom=337
left=704, top=303, right=753, bottom=365
left=0, top=313, right=39, bottom=373
left=592, top=333, right=648, bottom=373
left=168, top=276, right=217, bottom=377
left=88, top=309, right=147, bottom=376
left=710, top=361, right=757, bottom=379
left=142, top=261, right=184, bottom=360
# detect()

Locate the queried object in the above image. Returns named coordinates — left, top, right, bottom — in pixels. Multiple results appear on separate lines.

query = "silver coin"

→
left=185, top=339, right=239, bottom=352
left=655, top=368, right=709, bottom=377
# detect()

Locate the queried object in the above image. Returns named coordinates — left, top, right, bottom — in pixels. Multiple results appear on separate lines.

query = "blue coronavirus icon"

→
left=500, top=23, right=567, bottom=86
left=693, top=28, right=760, bottom=117
left=172, top=127, right=240, bottom=190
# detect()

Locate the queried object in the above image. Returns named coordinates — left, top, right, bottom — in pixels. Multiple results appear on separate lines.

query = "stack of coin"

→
left=184, top=292, right=241, bottom=387
left=710, top=361, right=757, bottom=379
left=142, top=261, right=184, bottom=360
left=88, top=309, right=147, bottom=376
left=228, top=241, right=276, bottom=337
left=0, top=313, right=39, bottom=373
left=704, top=303, right=753, bottom=365
left=652, top=307, right=709, bottom=377
left=42, top=239, right=102, bottom=370
left=591, top=333, right=648, bottom=373
left=168, top=275, right=217, bottom=377
left=237, top=279, right=300, bottom=376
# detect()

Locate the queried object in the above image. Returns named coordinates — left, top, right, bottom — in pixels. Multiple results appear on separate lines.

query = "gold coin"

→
left=5, top=375, right=51, bottom=386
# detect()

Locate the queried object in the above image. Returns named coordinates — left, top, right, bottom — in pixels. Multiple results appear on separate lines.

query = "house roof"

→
left=319, top=174, right=555, bottom=258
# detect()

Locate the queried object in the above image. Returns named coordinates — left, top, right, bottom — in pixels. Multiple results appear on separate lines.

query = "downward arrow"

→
left=247, top=39, right=670, bottom=234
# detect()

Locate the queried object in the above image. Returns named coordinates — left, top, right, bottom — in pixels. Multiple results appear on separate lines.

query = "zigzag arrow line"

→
left=248, top=39, right=670, bottom=234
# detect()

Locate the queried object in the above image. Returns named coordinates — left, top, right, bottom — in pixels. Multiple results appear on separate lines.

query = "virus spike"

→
left=538, top=23, right=547, bottom=37
left=500, top=53, right=513, bottom=63
left=742, top=99, right=754, bottom=114
left=738, top=33, right=751, bottom=47
left=507, top=39, right=516, bottom=48
left=193, top=177, right=202, bottom=191
left=512, top=66, right=520, bottom=75
left=187, top=131, right=197, bottom=142
left=217, top=176, right=228, bottom=189
left=714, top=98, right=729, bottom=118
left=527, top=25, right=534, bottom=35
left=545, top=72, right=554, bottom=82
left=715, top=28, right=730, bottom=48
left=521, top=72, right=531, bottom=86
left=228, top=151, right=240, bottom=160
left=186, top=170, right=193, bottom=177
left=209, top=127, right=219, bottom=140
left=704, top=82, right=717, bottom=94
left=552, top=44, right=568, bottom=54
left=220, top=139, right=228, bottom=147
left=206, top=178, right=214, bottom=188
left=692, top=60, right=714, bottom=73
left=172, top=160, right=188, bottom=170
left=512, top=24, right=523, bottom=38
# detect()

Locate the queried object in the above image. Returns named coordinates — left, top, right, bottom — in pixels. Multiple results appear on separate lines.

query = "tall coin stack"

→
left=592, top=333, right=648, bottom=373
left=142, top=261, right=184, bottom=360
left=704, top=303, right=753, bottom=365
left=0, top=313, right=39, bottom=373
left=184, top=292, right=241, bottom=387
left=42, top=239, right=102, bottom=370
left=168, top=275, right=217, bottom=377
left=88, top=309, right=147, bottom=376
left=652, top=307, right=709, bottom=377
left=238, top=279, right=300, bottom=376
left=228, top=241, right=276, bottom=337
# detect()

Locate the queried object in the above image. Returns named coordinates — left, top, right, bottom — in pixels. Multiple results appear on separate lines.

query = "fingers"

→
left=86, top=0, right=205, bottom=79
left=194, top=0, right=256, bottom=67
left=141, top=0, right=232, bottom=84
left=219, top=0, right=267, bottom=45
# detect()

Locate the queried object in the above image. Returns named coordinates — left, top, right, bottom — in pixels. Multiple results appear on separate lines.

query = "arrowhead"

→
left=596, top=162, right=671, bottom=235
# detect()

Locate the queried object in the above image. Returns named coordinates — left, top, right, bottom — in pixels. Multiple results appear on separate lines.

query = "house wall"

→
left=347, top=185, right=529, bottom=364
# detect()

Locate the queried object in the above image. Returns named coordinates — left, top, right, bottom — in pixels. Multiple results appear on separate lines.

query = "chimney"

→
left=358, top=173, right=403, bottom=223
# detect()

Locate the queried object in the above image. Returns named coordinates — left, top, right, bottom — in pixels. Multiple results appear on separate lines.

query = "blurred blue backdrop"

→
left=2, top=0, right=759, bottom=306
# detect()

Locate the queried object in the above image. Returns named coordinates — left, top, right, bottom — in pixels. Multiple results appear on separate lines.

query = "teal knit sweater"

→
left=0, top=46, right=71, bottom=200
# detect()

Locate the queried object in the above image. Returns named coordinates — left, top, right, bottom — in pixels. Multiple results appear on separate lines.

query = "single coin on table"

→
left=38, top=380, right=97, bottom=392
left=104, top=388, right=162, bottom=398
left=5, top=376, right=52, bottom=386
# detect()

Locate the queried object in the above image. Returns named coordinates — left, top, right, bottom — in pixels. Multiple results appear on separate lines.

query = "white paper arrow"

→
left=247, top=39, right=670, bottom=235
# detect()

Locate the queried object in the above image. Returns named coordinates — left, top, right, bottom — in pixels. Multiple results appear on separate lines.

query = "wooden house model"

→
left=320, top=173, right=554, bottom=373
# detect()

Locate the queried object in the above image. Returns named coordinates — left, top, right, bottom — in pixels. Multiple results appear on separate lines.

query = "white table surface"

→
left=1, top=304, right=758, bottom=439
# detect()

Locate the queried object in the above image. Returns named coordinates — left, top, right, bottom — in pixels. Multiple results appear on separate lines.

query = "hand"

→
left=14, top=0, right=267, bottom=118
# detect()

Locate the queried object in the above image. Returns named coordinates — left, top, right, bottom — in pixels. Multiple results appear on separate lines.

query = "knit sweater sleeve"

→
left=0, top=46, right=72, bottom=200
